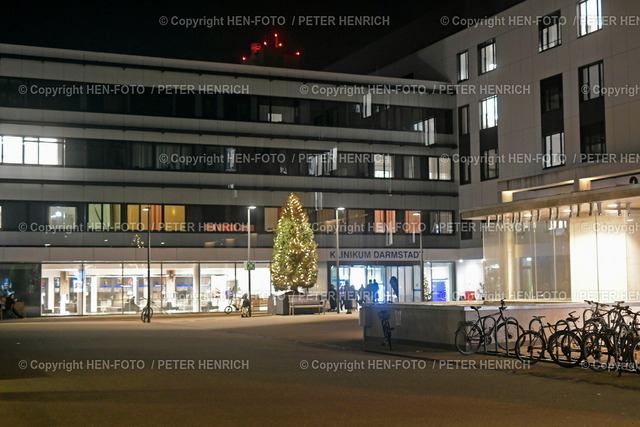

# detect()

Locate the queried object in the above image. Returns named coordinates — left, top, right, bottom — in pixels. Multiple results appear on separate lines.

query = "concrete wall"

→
left=362, top=301, right=640, bottom=349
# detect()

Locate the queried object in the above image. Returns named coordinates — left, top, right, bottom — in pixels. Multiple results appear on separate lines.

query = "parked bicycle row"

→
left=455, top=300, right=640, bottom=375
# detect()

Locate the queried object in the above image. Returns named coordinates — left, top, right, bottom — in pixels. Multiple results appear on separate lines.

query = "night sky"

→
left=0, top=0, right=524, bottom=71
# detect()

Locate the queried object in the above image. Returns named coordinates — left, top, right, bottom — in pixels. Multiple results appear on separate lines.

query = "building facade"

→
left=0, top=43, right=481, bottom=316
left=372, top=0, right=640, bottom=302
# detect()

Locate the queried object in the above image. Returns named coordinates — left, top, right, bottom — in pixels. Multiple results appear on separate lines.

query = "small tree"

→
left=270, top=194, right=318, bottom=292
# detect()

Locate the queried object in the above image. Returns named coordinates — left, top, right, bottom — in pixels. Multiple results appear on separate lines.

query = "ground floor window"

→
left=482, top=208, right=640, bottom=302
left=39, top=261, right=272, bottom=315
left=329, top=262, right=456, bottom=303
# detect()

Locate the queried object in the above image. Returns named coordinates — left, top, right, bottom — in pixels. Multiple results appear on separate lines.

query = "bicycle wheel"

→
left=548, top=330, right=582, bottom=368
left=496, top=319, right=524, bottom=353
left=515, top=331, right=546, bottom=365
left=629, top=339, right=640, bottom=373
left=455, top=322, right=483, bottom=355
left=224, top=305, right=233, bottom=314
left=582, top=332, right=611, bottom=372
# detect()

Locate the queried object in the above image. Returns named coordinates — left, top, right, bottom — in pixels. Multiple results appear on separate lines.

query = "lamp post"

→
left=335, top=207, right=345, bottom=313
left=413, top=212, right=424, bottom=302
left=247, top=206, right=256, bottom=317
left=143, top=206, right=151, bottom=322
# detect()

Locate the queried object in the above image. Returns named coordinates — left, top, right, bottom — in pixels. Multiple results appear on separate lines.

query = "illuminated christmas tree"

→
left=270, top=193, right=318, bottom=292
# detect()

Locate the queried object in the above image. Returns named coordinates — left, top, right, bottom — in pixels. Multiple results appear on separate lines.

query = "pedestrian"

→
left=345, top=282, right=356, bottom=314
left=390, top=276, right=399, bottom=301
left=241, top=293, right=250, bottom=317
left=4, top=293, right=23, bottom=319
left=339, top=284, right=345, bottom=310
left=370, top=280, right=379, bottom=303
left=327, top=284, right=337, bottom=311
left=357, top=285, right=365, bottom=308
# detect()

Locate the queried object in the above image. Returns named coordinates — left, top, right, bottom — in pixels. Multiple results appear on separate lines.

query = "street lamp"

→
left=247, top=206, right=256, bottom=317
left=143, top=206, right=151, bottom=322
left=335, top=207, right=345, bottom=313
left=413, top=212, right=424, bottom=302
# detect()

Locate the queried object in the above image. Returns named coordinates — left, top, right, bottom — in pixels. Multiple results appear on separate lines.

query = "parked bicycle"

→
left=582, top=302, right=640, bottom=374
left=378, top=309, right=394, bottom=350
left=455, top=300, right=523, bottom=355
left=515, top=315, right=556, bottom=365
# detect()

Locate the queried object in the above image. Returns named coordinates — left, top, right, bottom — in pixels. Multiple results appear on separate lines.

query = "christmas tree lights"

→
left=270, top=193, right=319, bottom=292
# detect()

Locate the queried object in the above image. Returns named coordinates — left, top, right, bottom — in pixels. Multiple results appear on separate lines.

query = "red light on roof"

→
left=295, top=51, right=301, bottom=56
left=241, top=56, right=247, bottom=61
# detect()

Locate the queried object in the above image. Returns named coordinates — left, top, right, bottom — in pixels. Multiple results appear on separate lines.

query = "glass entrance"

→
left=330, top=264, right=421, bottom=303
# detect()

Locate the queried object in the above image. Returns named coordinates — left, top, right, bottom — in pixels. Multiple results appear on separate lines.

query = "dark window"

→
left=540, top=74, right=563, bottom=113
left=581, top=122, right=606, bottom=155
left=480, top=148, right=499, bottom=181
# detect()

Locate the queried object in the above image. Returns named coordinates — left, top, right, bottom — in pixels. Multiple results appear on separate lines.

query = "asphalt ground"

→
left=2, top=313, right=640, bottom=426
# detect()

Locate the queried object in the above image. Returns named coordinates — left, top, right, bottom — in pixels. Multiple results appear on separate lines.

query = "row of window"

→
left=456, top=0, right=603, bottom=82
left=0, top=136, right=454, bottom=181
left=0, top=203, right=457, bottom=236
left=0, top=77, right=453, bottom=136
left=457, top=58, right=607, bottom=183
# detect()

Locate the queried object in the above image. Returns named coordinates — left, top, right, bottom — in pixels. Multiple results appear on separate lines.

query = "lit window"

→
left=268, top=113, right=283, bottom=122
left=225, top=148, right=236, bottom=172
left=88, top=204, right=122, bottom=231
left=544, top=133, right=565, bottom=168
left=539, top=11, right=562, bottom=51
left=307, top=153, right=330, bottom=176
left=459, top=105, right=469, bottom=136
left=478, top=39, right=496, bottom=74
left=39, top=142, right=60, bottom=165
left=579, top=61, right=604, bottom=102
left=405, top=211, right=421, bottom=234
left=362, top=93, right=372, bottom=118
left=429, top=211, right=454, bottom=235
left=264, top=207, right=280, bottom=232
left=578, top=0, right=602, bottom=37
left=164, top=205, right=186, bottom=231
left=0, top=136, right=62, bottom=165
left=49, top=206, right=76, bottom=229
left=413, top=117, right=436, bottom=145
left=374, top=154, right=394, bottom=178
left=480, top=96, right=498, bottom=129
left=457, top=51, right=469, bottom=81
left=2, top=136, right=23, bottom=164
left=374, top=210, right=396, bottom=233
left=428, top=157, right=452, bottom=181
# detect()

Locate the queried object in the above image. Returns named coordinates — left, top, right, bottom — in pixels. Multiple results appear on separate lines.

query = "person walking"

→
left=241, top=293, right=250, bottom=317
left=4, top=293, right=23, bottom=319
left=327, top=284, right=337, bottom=312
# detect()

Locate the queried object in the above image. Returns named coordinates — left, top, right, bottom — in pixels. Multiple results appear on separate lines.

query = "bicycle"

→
left=378, top=309, right=394, bottom=350
left=582, top=302, right=640, bottom=374
left=454, top=300, right=524, bottom=355
left=515, top=315, right=556, bottom=365
left=224, top=299, right=241, bottom=314
left=546, top=310, right=590, bottom=368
